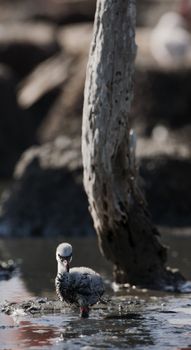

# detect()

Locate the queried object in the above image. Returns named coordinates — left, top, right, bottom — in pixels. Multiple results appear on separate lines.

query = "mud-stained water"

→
left=0, top=235, right=191, bottom=350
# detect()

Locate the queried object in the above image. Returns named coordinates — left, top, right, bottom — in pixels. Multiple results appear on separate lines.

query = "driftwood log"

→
left=17, top=55, right=72, bottom=108
left=82, top=0, right=186, bottom=290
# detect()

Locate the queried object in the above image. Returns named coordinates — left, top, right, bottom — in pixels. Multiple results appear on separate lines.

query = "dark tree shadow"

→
left=140, top=156, right=191, bottom=227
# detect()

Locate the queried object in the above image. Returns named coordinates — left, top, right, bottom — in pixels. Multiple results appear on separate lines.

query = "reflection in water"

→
left=0, top=237, right=113, bottom=297
left=0, top=235, right=191, bottom=349
left=0, top=276, right=32, bottom=303
left=0, top=316, right=60, bottom=350
left=59, top=311, right=154, bottom=349
left=2, top=295, right=189, bottom=350
left=1, top=304, right=154, bottom=350
left=17, top=320, right=58, bottom=348
left=161, top=231, right=191, bottom=280
left=0, top=234, right=191, bottom=297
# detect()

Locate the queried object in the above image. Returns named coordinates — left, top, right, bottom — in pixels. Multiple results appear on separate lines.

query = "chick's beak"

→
left=63, top=259, right=70, bottom=271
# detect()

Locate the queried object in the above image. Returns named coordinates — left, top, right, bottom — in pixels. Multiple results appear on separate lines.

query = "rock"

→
left=0, top=137, right=94, bottom=237
left=0, top=295, right=142, bottom=318
left=0, top=298, right=64, bottom=316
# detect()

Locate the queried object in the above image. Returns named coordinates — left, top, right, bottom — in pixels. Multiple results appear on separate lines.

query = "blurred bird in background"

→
left=150, top=0, right=191, bottom=67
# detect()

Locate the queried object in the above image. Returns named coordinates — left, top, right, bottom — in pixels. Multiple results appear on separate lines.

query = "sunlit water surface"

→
left=0, top=235, right=191, bottom=350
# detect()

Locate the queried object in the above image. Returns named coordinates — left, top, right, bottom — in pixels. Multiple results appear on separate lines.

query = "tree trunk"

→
left=82, top=0, right=185, bottom=290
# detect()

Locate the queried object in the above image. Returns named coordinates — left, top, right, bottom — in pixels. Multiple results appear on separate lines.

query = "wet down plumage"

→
left=55, top=242, right=105, bottom=317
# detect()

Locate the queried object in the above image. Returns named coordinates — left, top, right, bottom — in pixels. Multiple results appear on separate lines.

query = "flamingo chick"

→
left=55, top=242, right=105, bottom=318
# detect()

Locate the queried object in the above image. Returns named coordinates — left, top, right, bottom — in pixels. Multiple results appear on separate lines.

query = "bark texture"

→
left=82, top=0, right=185, bottom=289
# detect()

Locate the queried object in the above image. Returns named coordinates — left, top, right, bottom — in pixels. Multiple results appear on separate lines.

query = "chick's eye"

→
left=58, top=254, right=64, bottom=262
left=58, top=253, right=72, bottom=262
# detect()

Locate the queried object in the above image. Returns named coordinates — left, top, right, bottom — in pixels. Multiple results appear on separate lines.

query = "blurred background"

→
left=0, top=0, right=190, bottom=237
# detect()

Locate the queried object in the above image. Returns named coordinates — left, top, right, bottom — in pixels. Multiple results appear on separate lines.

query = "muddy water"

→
left=0, top=235, right=191, bottom=350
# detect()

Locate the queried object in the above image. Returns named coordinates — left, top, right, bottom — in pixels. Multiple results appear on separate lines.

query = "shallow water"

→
left=0, top=235, right=191, bottom=350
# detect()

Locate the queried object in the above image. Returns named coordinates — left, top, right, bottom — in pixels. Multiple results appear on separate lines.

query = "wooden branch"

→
left=82, top=0, right=186, bottom=290
left=17, top=55, right=72, bottom=108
